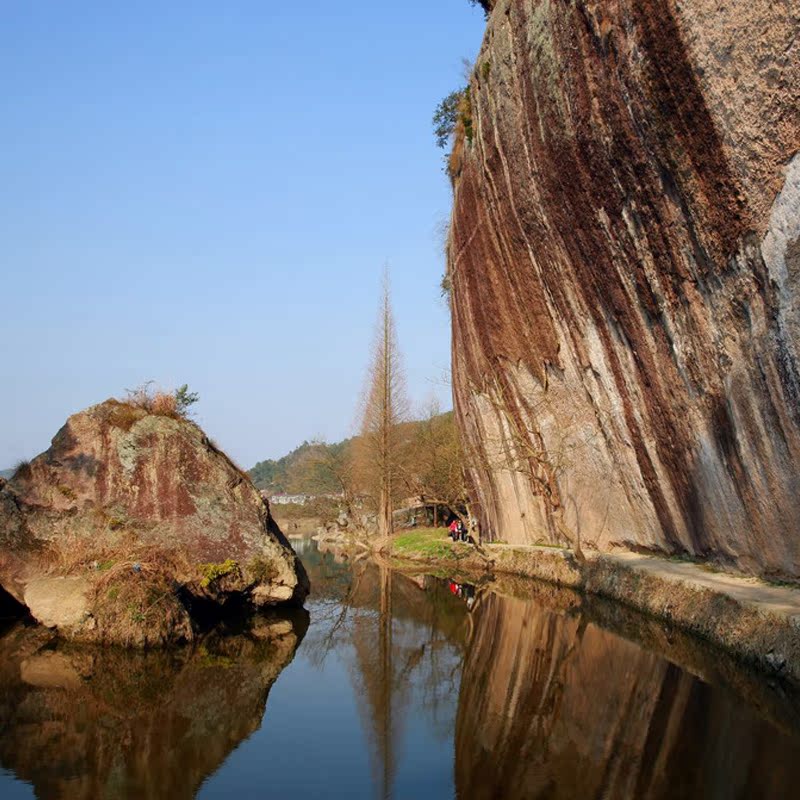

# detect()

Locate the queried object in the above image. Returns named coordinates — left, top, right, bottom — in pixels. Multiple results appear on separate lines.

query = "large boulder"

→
left=0, top=399, right=309, bottom=645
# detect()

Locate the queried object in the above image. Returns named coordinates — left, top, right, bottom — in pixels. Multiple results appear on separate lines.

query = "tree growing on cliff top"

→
left=468, top=0, right=492, bottom=18
left=357, top=269, right=410, bottom=538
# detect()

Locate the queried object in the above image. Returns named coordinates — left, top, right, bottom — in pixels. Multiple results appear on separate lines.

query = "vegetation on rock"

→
left=433, top=86, right=474, bottom=182
left=123, top=381, right=200, bottom=420
left=198, top=559, right=240, bottom=588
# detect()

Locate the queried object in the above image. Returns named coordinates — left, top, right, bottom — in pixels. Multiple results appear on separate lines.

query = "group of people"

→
left=448, top=517, right=469, bottom=542
left=447, top=579, right=476, bottom=609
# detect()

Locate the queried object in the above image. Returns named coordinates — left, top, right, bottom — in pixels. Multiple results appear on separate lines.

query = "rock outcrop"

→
left=448, top=0, right=800, bottom=576
left=0, top=400, right=309, bottom=645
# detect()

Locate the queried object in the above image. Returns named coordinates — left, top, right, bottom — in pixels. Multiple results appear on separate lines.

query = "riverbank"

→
left=388, top=530, right=800, bottom=684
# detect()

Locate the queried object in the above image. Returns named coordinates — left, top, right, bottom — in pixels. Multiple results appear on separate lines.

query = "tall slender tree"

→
left=358, top=268, right=409, bottom=538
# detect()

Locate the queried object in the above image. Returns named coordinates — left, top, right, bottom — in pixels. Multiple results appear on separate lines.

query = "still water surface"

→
left=2, top=538, right=800, bottom=799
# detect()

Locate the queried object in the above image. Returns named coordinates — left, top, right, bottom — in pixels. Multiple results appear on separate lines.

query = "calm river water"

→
left=2, top=538, right=800, bottom=799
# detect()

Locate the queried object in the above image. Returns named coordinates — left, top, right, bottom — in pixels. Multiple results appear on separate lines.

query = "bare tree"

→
left=302, top=438, right=361, bottom=527
left=399, top=399, right=469, bottom=526
left=357, top=268, right=410, bottom=538
left=477, top=376, right=596, bottom=561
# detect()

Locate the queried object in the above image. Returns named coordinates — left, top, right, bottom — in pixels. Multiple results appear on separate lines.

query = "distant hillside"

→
left=249, top=412, right=456, bottom=497
left=0, top=468, right=13, bottom=480
left=249, top=438, right=354, bottom=495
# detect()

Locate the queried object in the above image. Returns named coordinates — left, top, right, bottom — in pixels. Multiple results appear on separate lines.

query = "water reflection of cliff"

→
left=0, top=612, right=307, bottom=800
left=456, top=590, right=800, bottom=800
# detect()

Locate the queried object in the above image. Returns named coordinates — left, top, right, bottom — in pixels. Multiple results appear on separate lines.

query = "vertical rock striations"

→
left=455, top=591, right=800, bottom=799
left=449, top=0, right=800, bottom=576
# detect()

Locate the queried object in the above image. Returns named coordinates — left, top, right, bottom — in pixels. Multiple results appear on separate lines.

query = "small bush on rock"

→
left=433, top=87, right=474, bottom=182
left=122, top=381, right=200, bottom=420
left=12, top=460, right=32, bottom=481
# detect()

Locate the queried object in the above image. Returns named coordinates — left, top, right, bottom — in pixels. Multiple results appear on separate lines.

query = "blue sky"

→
left=0, top=1, right=486, bottom=468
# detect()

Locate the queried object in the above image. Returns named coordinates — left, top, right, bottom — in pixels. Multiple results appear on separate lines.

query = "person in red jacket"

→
left=448, top=519, right=459, bottom=541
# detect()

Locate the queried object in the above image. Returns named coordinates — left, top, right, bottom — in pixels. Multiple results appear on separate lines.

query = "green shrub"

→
left=433, top=89, right=466, bottom=150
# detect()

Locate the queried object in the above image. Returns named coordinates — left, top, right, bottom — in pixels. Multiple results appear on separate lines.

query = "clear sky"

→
left=0, top=0, right=487, bottom=469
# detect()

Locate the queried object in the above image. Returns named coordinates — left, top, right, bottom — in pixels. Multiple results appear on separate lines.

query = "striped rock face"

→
left=0, top=400, right=308, bottom=645
left=448, top=0, right=800, bottom=578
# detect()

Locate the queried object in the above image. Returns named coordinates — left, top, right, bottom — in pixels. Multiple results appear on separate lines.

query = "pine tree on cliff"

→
left=358, top=268, right=409, bottom=538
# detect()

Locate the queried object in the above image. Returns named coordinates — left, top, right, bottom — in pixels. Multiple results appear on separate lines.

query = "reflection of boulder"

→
left=0, top=611, right=308, bottom=800
left=456, top=593, right=800, bottom=800
left=0, top=400, right=309, bottom=645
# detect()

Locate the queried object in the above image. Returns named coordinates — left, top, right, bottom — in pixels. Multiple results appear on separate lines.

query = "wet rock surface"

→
left=0, top=400, right=309, bottom=645
left=448, top=0, right=800, bottom=577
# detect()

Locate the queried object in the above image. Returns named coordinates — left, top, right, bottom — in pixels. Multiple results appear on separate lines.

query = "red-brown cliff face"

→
left=449, top=0, right=800, bottom=577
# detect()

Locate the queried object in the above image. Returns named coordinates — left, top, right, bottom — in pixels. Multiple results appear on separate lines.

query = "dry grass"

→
left=120, top=382, right=182, bottom=421
left=126, top=386, right=180, bottom=418
left=12, top=459, right=32, bottom=481
left=106, top=402, right=145, bottom=431
left=107, top=389, right=185, bottom=432
left=150, top=392, right=178, bottom=416
left=448, top=124, right=466, bottom=180
left=42, top=532, right=197, bottom=646
left=44, top=530, right=192, bottom=581
left=93, top=564, right=190, bottom=647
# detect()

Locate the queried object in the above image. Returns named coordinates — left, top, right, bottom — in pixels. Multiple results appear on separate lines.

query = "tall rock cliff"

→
left=448, top=0, right=800, bottom=577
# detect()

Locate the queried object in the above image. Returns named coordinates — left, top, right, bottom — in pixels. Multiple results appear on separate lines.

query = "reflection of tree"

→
left=351, top=564, right=397, bottom=798
left=347, top=565, right=478, bottom=799
left=302, top=544, right=471, bottom=798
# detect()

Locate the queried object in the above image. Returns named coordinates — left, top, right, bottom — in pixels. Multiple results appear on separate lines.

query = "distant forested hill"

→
left=249, top=438, right=354, bottom=495
left=0, top=468, right=14, bottom=480
left=248, top=411, right=457, bottom=499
